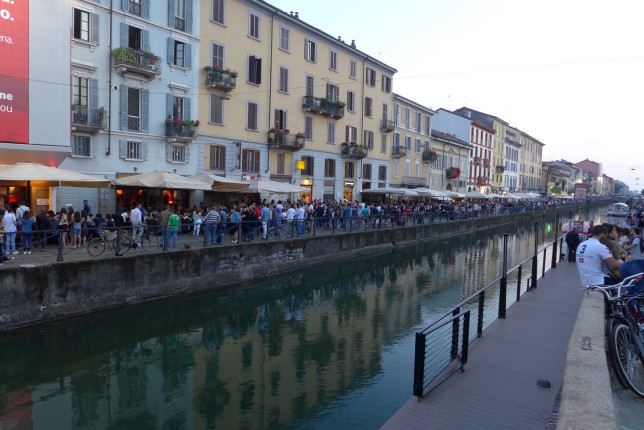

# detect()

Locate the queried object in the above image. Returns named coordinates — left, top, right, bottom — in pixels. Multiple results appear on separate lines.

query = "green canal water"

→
left=0, top=208, right=606, bottom=429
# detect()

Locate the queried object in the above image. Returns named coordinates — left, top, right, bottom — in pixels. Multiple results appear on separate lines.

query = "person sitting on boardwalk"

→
left=576, top=224, right=622, bottom=286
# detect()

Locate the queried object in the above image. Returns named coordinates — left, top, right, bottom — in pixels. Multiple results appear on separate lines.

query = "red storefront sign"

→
left=0, top=0, right=29, bottom=144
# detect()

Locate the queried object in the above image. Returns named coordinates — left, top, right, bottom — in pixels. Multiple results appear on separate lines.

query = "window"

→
left=248, top=55, right=261, bottom=84
left=329, top=50, right=337, bottom=71
left=128, top=25, right=142, bottom=50
left=415, top=138, right=421, bottom=153
left=394, top=132, right=401, bottom=148
left=128, top=87, right=140, bottom=132
left=207, top=144, right=225, bottom=170
left=172, top=96, right=184, bottom=121
left=324, top=159, right=335, bottom=177
left=326, top=83, right=339, bottom=102
left=365, top=67, right=376, bottom=86
left=364, top=97, right=373, bottom=117
left=405, top=108, right=411, bottom=128
left=425, top=140, right=430, bottom=151
left=274, top=108, right=287, bottom=131
left=381, top=134, right=387, bottom=153
left=405, top=135, right=411, bottom=150
left=72, top=76, right=88, bottom=108
left=301, top=156, right=314, bottom=176
left=127, top=141, right=142, bottom=160
left=416, top=112, right=421, bottom=133
left=382, top=75, right=391, bottom=93
left=279, top=26, right=290, bottom=51
left=378, top=165, right=386, bottom=181
left=305, top=76, right=314, bottom=97
left=305, top=116, right=313, bottom=139
left=210, top=94, right=224, bottom=124
left=394, top=103, right=401, bottom=125
left=363, top=130, right=374, bottom=150
left=278, top=66, right=288, bottom=93
left=247, top=101, right=258, bottom=130
left=212, top=0, right=225, bottom=25
left=249, top=11, right=260, bottom=40
left=393, top=161, right=399, bottom=177
left=350, top=59, right=357, bottom=79
left=276, top=153, right=285, bottom=175
left=173, top=0, right=186, bottom=32
left=425, top=115, right=431, bottom=135
left=242, top=149, right=260, bottom=172
left=72, top=136, right=91, bottom=157
left=73, top=8, right=95, bottom=43
left=347, top=91, right=355, bottom=112
left=172, top=144, right=186, bottom=163
left=363, top=164, right=372, bottom=180
left=382, top=103, right=388, bottom=121
left=128, top=0, right=142, bottom=17
left=327, top=121, right=335, bottom=144
left=344, top=162, right=355, bottom=178
left=305, top=38, right=316, bottom=62
left=172, top=40, right=187, bottom=67
left=345, top=125, right=357, bottom=144
left=211, top=42, right=224, bottom=68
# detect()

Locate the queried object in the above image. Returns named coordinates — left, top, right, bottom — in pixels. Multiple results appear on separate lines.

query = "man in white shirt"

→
left=130, top=202, right=143, bottom=244
left=577, top=225, right=622, bottom=286
left=295, top=203, right=306, bottom=236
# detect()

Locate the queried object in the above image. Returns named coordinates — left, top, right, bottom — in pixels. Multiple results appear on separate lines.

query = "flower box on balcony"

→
left=204, top=66, right=237, bottom=92
left=165, top=118, right=199, bottom=143
left=113, top=47, right=161, bottom=80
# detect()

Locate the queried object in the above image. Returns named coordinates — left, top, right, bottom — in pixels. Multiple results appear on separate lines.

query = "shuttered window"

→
left=247, top=102, right=258, bottom=130
left=345, top=126, right=357, bottom=144
left=278, top=66, right=288, bottom=93
left=212, top=0, right=225, bottom=24
left=248, top=55, right=261, bottom=84
left=212, top=42, right=224, bottom=68
left=210, top=94, right=223, bottom=124
left=305, top=116, right=313, bottom=139
left=242, top=149, right=260, bottom=172
left=364, top=97, right=373, bottom=117
left=249, top=12, right=260, bottom=39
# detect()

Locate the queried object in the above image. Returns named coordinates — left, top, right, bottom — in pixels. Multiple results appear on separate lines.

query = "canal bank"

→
left=0, top=204, right=600, bottom=333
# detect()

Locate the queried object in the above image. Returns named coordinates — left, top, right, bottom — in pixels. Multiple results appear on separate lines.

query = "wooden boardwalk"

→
left=381, top=261, right=583, bottom=430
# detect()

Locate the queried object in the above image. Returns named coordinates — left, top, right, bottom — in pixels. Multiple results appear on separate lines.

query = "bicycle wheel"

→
left=280, top=224, right=293, bottom=239
left=121, top=236, right=134, bottom=253
left=87, top=237, right=106, bottom=257
left=611, top=321, right=644, bottom=397
left=140, top=233, right=160, bottom=252
left=607, top=318, right=630, bottom=389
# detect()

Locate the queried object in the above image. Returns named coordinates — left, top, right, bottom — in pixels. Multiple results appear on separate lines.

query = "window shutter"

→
left=311, top=42, right=316, bottom=61
left=254, top=151, right=260, bottom=173
left=119, top=86, right=127, bottom=130
left=185, top=145, right=191, bottom=162
left=166, top=93, right=173, bottom=119
left=242, top=150, right=248, bottom=170
left=326, top=83, right=331, bottom=99
left=141, top=89, right=149, bottom=133
left=248, top=56, right=254, bottom=82
left=166, top=144, right=173, bottom=162
left=220, top=146, right=226, bottom=170
left=142, top=143, right=148, bottom=160
left=207, top=145, right=215, bottom=170
left=90, top=79, right=98, bottom=109
left=274, top=109, right=279, bottom=129
left=92, top=14, right=99, bottom=45
left=168, top=0, right=174, bottom=27
left=121, top=0, right=127, bottom=11
left=184, top=97, right=191, bottom=121
left=186, top=0, right=193, bottom=33
left=256, top=58, right=262, bottom=84
left=119, top=22, right=128, bottom=48
left=119, top=140, right=126, bottom=158
left=345, top=125, right=350, bottom=143
left=142, top=0, right=150, bottom=19
left=185, top=43, right=192, bottom=69
left=142, top=30, right=150, bottom=53
left=167, top=37, right=174, bottom=65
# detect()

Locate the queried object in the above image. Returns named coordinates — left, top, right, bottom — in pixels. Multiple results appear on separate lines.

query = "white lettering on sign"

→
left=0, top=91, right=13, bottom=100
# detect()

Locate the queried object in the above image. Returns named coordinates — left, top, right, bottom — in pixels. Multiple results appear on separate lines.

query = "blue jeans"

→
left=206, top=223, right=217, bottom=245
left=22, top=232, right=32, bottom=251
left=216, top=223, right=225, bottom=244
left=5, top=232, right=16, bottom=254
left=169, top=230, right=178, bottom=248
left=297, top=220, right=305, bottom=236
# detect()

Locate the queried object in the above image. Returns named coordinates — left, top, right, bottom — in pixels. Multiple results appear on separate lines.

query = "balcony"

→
left=302, top=96, right=345, bottom=119
left=71, top=106, right=106, bottom=134
left=267, top=131, right=304, bottom=152
left=380, top=119, right=395, bottom=133
left=391, top=145, right=407, bottom=158
left=476, top=176, right=488, bottom=186
left=495, top=165, right=505, bottom=173
left=165, top=120, right=199, bottom=143
left=204, top=66, right=237, bottom=92
left=128, top=116, right=141, bottom=132
left=483, top=160, right=490, bottom=168
left=401, top=176, right=426, bottom=187
left=113, top=47, right=161, bottom=80
left=341, top=142, right=367, bottom=160
left=473, top=156, right=481, bottom=165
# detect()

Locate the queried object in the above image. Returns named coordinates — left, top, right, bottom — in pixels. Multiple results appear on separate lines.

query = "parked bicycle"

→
left=87, top=229, right=133, bottom=257
left=581, top=269, right=644, bottom=397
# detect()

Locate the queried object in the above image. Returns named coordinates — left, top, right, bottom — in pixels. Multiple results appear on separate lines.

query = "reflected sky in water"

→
left=0, top=208, right=603, bottom=429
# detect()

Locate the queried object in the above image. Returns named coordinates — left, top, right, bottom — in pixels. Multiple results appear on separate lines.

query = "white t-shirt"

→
left=631, top=237, right=643, bottom=259
left=2, top=212, right=17, bottom=233
left=576, top=238, right=612, bottom=286
left=286, top=207, right=296, bottom=221
left=130, top=207, right=142, bottom=224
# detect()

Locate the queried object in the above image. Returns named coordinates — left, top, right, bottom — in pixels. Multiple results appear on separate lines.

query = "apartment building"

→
left=502, top=127, right=521, bottom=193
left=61, top=0, right=201, bottom=212
left=198, top=0, right=397, bottom=203
left=428, top=130, right=471, bottom=193
left=389, top=94, right=434, bottom=189
left=518, top=133, right=544, bottom=193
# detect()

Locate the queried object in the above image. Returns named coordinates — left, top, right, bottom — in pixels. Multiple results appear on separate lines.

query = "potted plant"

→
left=422, top=149, right=437, bottom=162
left=295, top=132, right=305, bottom=146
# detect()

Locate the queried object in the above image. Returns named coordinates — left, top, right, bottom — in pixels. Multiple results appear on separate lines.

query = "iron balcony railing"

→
left=113, top=47, right=161, bottom=77
left=402, top=175, right=426, bottom=187
left=380, top=119, right=395, bottom=133
left=341, top=142, right=367, bottom=159
left=302, top=96, right=345, bottom=118
left=128, top=0, right=141, bottom=15
left=267, top=132, right=305, bottom=151
left=204, top=68, right=237, bottom=92
left=391, top=145, right=407, bottom=158
left=128, top=116, right=141, bottom=132
left=165, top=122, right=198, bottom=140
left=71, top=106, right=106, bottom=130
left=413, top=219, right=566, bottom=398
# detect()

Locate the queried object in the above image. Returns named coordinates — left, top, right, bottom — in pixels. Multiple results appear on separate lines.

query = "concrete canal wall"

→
left=0, top=206, right=589, bottom=333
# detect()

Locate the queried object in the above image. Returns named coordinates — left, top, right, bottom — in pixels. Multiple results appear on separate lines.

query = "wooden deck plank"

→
left=381, top=262, right=582, bottom=430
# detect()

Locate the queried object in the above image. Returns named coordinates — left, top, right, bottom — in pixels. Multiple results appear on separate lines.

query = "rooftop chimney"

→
left=351, top=40, right=356, bottom=48
left=294, top=11, right=299, bottom=19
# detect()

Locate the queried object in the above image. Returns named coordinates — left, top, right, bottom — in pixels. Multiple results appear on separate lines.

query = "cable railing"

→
left=412, top=217, right=566, bottom=398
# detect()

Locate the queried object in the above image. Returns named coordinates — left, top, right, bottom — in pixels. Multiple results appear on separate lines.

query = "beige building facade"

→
left=519, top=133, right=544, bottom=193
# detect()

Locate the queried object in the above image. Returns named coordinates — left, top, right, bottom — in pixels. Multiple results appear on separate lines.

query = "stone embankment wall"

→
left=0, top=206, right=584, bottom=332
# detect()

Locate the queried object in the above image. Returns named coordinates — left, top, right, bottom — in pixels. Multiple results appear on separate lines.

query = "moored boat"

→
left=606, top=202, right=629, bottom=217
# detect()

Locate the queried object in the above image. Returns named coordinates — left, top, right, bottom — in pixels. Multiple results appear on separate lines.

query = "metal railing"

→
left=412, top=215, right=565, bottom=398
left=302, top=96, right=345, bottom=118
left=392, top=145, right=407, bottom=158
left=71, top=106, right=106, bottom=129
left=113, top=48, right=161, bottom=75
left=204, top=68, right=237, bottom=91
left=165, top=122, right=198, bottom=139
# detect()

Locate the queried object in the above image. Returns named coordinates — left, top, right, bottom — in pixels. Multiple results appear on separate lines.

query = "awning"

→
left=0, top=162, right=110, bottom=188
left=464, top=191, right=487, bottom=199
left=112, top=170, right=212, bottom=190
left=189, top=173, right=250, bottom=192
left=247, top=178, right=308, bottom=193
left=364, top=187, right=419, bottom=196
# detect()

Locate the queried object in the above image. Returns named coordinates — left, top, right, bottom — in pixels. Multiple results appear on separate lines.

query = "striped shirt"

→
left=205, top=209, right=220, bottom=225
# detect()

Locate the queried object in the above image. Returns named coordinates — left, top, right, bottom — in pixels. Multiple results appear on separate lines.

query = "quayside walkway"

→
left=382, top=261, right=583, bottom=430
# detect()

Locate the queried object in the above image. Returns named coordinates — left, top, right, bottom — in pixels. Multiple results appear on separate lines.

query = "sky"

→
left=272, top=0, right=644, bottom=192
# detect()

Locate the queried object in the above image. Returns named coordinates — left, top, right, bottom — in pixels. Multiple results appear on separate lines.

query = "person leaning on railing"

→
left=576, top=224, right=623, bottom=286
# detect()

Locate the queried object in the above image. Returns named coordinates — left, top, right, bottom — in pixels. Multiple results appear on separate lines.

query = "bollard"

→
left=57, top=231, right=64, bottom=262
left=451, top=306, right=460, bottom=361
left=499, top=233, right=508, bottom=319
left=115, top=227, right=123, bottom=256
left=477, top=291, right=485, bottom=337
left=162, top=225, right=168, bottom=251
left=531, top=221, right=539, bottom=290
left=516, top=265, right=522, bottom=302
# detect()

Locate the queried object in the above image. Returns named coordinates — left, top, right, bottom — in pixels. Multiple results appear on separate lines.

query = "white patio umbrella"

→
left=464, top=190, right=487, bottom=199
left=112, top=170, right=212, bottom=190
left=248, top=178, right=308, bottom=193
left=0, top=162, right=110, bottom=188
left=189, top=173, right=250, bottom=192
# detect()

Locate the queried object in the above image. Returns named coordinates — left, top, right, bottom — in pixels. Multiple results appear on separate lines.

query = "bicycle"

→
left=137, top=226, right=161, bottom=252
left=87, top=229, right=134, bottom=257
left=581, top=271, right=644, bottom=397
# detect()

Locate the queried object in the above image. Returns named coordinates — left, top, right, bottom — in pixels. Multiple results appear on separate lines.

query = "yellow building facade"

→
left=519, top=133, right=544, bottom=193
left=198, top=1, right=396, bottom=203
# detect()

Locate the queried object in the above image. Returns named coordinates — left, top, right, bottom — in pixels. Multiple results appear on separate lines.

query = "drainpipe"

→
left=106, top=0, right=114, bottom=156
left=266, top=10, right=276, bottom=178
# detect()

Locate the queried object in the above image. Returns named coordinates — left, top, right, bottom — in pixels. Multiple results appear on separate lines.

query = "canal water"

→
left=0, top=207, right=607, bottom=429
